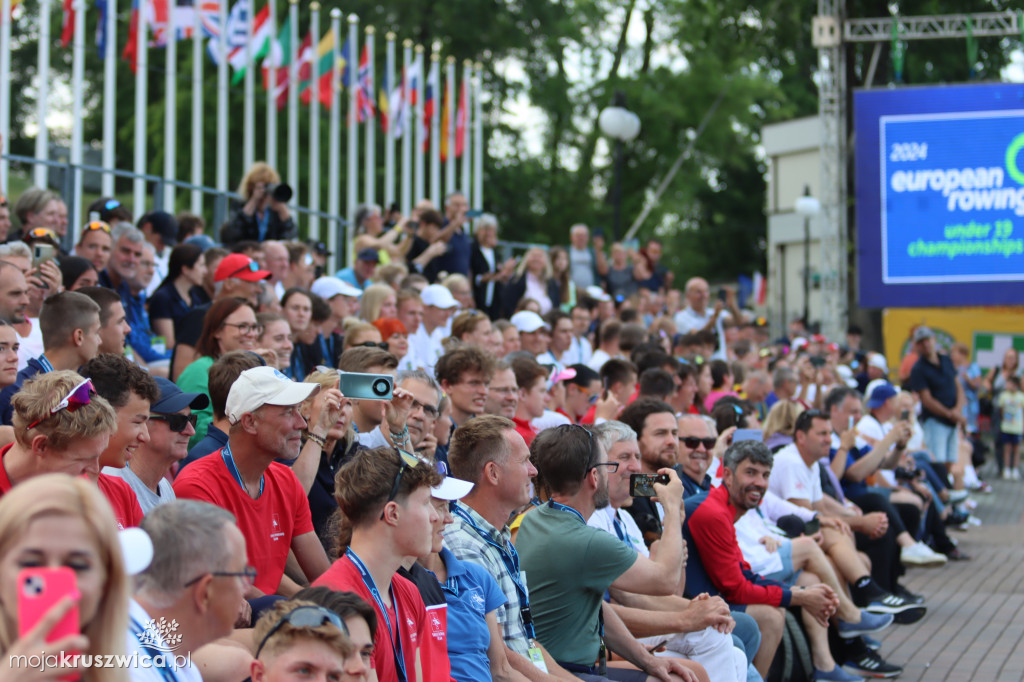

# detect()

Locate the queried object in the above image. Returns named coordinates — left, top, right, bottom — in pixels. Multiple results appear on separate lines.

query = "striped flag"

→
left=422, top=62, right=437, bottom=150
left=356, top=43, right=375, bottom=122
left=379, top=71, right=390, bottom=133
left=261, top=13, right=290, bottom=109
left=439, top=75, right=450, bottom=161
left=388, top=67, right=407, bottom=137
left=294, top=29, right=314, bottom=95
left=455, top=78, right=466, bottom=158
left=300, top=30, right=346, bottom=108
left=60, top=0, right=75, bottom=47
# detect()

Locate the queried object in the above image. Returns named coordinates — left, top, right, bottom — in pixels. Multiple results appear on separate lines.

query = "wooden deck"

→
left=870, top=476, right=1024, bottom=681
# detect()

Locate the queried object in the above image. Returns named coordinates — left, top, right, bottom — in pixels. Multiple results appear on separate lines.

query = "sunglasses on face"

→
left=150, top=413, right=199, bottom=433
left=380, top=448, right=427, bottom=520
left=27, top=379, right=94, bottom=430
left=255, top=606, right=348, bottom=658
left=680, top=436, right=717, bottom=450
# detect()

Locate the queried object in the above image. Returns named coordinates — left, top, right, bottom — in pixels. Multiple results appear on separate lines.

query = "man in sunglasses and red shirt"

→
left=104, top=377, right=210, bottom=514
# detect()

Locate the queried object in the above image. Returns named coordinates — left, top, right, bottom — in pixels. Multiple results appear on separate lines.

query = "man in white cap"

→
left=510, top=310, right=550, bottom=358
left=311, top=276, right=362, bottom=337
left=410, top=283, right=460, bottom=374
left=174, top=366, right=331, bottom=598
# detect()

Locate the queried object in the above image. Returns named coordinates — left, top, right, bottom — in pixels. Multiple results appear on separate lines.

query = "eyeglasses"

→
left=184, top=565, right=258, bottom=588
left=26, top=378, right=95, bottom=430
left=380, top=448, right=426, bottom=520
left=355, top=341, right=389, bottom=351
left=83, top=221, right=112, bottom=234
left=680, top=436, right=717, bottom=450
left=587, top=461, right=620, bottom=473
left=409, top=398, right=439, bottom=418
left=222, top=322, right=263, bottom=335
left=255, top=606, right=348, bottom=659
left=150, top=413, right=199, bottom=433
left=229, top=260, right=261, bottom=278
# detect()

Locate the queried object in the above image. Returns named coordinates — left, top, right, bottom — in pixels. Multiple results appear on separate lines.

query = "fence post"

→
left=214, top=195, right=228, bottom=238
left=153, top=178, right=165, bottom=212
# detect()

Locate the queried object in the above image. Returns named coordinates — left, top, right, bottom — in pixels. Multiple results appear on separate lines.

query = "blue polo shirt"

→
left=0, top=355, right=51, bottom=425
left=431, top=547, right=506, bottom=682
left=433, top=227, right=471, bottom=276
left=908, top=353, right=959, bottom=426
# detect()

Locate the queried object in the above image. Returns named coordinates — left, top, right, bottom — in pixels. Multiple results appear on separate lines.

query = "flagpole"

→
left=0, top=0, right=12, bottom=193
left=429, top=44, right=440, bottom=207
left=266, top=0, right=277, bottom=169
left=163, top=0, right=177, bottom=210
left=363, top=25, right=375, bottom=206
left=69, top=0, right=85, bottom=231
left=308, top=1, right=320, bottom=241
left=413, top=44, right=424, bottom=207
left=34, top=0, right=52, bottom=189
left=100, top=0, right=116, bottom=198
left=133, top=0, right=148, bottom=213
left=473, top=61, right=483, bottom=211
left=286, top=0, right=298, bottom=199
left=327, top=8, right=341, bottom=268
left=216, top=0, right=228, bottom=219
left=243, top=0, right=254, bottom=171
left=346, top=13, right=358, bottom=267
left=461, top=59, right=472, bottom=209
left=190, top=0, right=203, bottom=215
left=445, top=55, right=456, bottom=198
left=384, top=31, right=395, bottom=211
left=400, top=39, right=412, bottom=217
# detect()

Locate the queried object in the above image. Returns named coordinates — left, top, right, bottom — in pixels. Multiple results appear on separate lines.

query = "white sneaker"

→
left=901, top=542, right=948, bottom=567
left=1013, top=469, right=1021, bottom=481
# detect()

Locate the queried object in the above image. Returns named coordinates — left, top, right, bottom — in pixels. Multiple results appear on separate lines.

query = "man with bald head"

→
left=673, top=277, right=741, bottom=361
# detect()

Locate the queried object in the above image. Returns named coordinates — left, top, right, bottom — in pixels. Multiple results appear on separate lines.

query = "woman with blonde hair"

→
left=358, top=283, right=397, bottom=324
left=222, top=162, right=296, bottom=244
left=504, top=247, right=560, bottom=316
left=0, top=473, right=130, bottom=681
left=450, top=310, right=493, bottom=347
left=341, top=321, right=385, bottom=352
left=763, top=399, right=804, bottom=452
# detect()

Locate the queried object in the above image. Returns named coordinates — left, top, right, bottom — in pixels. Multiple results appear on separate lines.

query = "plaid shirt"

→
left=442, top=501, right=532, bottom=657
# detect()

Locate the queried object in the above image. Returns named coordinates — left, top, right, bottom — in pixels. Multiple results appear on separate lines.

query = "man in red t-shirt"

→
left=313, top=445, right=448, bottom=682
left=174, top=366, right=330, bottom=599
left=510, top=356, right=547, bottom=446
left=0, top=370, right=117, bottom=497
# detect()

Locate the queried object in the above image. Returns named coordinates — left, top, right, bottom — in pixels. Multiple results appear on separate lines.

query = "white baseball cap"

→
left=420, top=284, right=460, bottom=309
left=431, top=476, right=474, bottom=501
left=311, top=276, right=363, bottom=300
left=511, top=310, right=549, bottom=334
left=867, top=353, right=889, bottom=374
left=226, top=367, right=321, bottom=425
left=584, top=285, right=611, bottom=303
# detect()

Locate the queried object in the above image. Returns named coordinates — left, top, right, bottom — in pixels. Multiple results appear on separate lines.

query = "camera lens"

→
left=372, top=378, right=391, bottom=397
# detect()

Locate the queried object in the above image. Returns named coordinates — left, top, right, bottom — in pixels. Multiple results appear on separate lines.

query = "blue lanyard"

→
left=451, top=503, right=537, bottom=639
left=129, top=616, right=179, bottom=682
left=221, top=444, right=263, bottom=498
left=547, top=499, right=585, bottom=524
left=319, top=333, right=334, bottom=365
left=345, top=549, right=408, bottom=682
left=612, top=512, right=628, bottom=544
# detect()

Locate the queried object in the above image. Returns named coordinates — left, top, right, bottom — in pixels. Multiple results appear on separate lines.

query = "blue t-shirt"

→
left=830, top=443, right=871, bottom=498
left=434, top=547, right=506, bottom=682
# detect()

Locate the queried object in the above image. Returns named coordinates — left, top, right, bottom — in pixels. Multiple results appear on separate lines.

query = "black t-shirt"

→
left=309, top=438, right=363, bottom=553
left=397, top=562, right=446, bottom=607
left=291, top=332, right=344, bottom=379
left=175, top=302, right=211, bottom=348
left=908, top=353, right=958, bottom=425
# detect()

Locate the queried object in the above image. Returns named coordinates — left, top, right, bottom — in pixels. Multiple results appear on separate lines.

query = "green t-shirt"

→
left=176, top=355, right=215, bottom=450
left=516, top=503, right=637, bottom=665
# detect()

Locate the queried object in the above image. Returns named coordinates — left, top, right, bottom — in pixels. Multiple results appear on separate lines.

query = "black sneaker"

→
left=842, top=649, right=904, bottom=678
left=866, top=592, right=921, bottom=615
left=892, top=584, right=925, bottom=604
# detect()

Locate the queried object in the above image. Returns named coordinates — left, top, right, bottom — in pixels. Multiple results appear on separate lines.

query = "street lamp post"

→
left=795, top=185, right=821, bottom=328
left=598, top=91, right=640, bottom=242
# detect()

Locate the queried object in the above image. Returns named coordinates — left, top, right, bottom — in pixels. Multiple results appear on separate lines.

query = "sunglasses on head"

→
left=104, top=199, right=121, bottom=210
left=255, top=606, right=348, bottom=659
left=230, top=260, right=261, bottom=278
left=27, top=227, right=56, bottom=241
left=83, top=221, right=112, bottom=234
left=680, top=436, right=716, bottom=450
left=356, top=341, right=389, bottom=351
left=150, top=413, right=199, bottom=433
left=27, top=379, right=94, bottom=430
left=380, top=448, right=428, bottom=520
left=0, top=197, right=7, bottom=208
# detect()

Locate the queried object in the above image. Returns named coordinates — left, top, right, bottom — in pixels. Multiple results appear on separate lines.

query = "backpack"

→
left=766, top=608, right=813, bottom=682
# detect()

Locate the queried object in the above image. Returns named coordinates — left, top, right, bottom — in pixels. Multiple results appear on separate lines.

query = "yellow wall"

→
left=883, top=306, right=1024, bottom=372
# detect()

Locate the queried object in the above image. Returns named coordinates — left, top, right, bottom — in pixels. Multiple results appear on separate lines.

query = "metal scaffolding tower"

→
left=811, top=4, right=1022, bottom=341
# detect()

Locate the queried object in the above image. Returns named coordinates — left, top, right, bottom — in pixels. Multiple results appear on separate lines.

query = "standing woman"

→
left=149, top=243, right=208, bottom=349
left=504, top=247, right=560, bottom=317
left=548, top=246, right=576, bottom=311
left=0, top=474, right=130, bottom=682
left=177, top=298, right=260, bottom=448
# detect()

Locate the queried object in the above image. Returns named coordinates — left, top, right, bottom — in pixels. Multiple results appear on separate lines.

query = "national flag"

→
left=387, top=68, right=406, bottom=137
left=122, top=0, right=143, bottom=64
left=455, top=78, right=466, bottom=158
left=148, top=0, right=197, bottom=46
left=356, top=44, right=375, bottom=122
left=378, top=71, right=390, bottom=133
left=207, top=0, right=272, bottom=82
left=261, top=14, right=290, bottom=109
left=294, top=29, right=314, bottom=94
left=423, top=63, right=437, bottom=150
left=300, top=29, right=345, bottom=108
left=8, top=0, right=24, bottom=18
left=95, top=0, right=108, bottom=54
left=752, top=271, right=767, bottom=306
left=439, top=76, right=451, bottom=161
left=60, top=0, right=75, bottom=48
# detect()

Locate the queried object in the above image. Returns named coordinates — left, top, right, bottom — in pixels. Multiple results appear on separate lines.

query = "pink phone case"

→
left=17, top=566, right=79, bottom=642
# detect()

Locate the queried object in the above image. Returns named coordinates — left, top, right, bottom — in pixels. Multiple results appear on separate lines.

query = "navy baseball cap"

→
left=151, top=377, right=210, bottom=414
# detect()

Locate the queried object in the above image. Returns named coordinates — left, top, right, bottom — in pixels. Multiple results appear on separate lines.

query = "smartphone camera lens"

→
left=372, top=378, right=392, bottom=397
left=23, top=576, right=44, bottom=596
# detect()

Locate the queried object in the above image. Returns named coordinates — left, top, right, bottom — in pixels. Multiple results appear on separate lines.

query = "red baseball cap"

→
left=214, top=254, right=271, bottom=282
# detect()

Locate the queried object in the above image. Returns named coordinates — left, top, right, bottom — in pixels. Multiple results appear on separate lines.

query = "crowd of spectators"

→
left=0, top=165, right=1008, bottom=682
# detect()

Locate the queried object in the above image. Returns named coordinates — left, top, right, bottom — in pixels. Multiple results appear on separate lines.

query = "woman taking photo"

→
left=0, top=473, right=130, bottom=682
left=221, top=162, right=296, bottom=244
left=149, top=243, right=209, bottom=349
left=177, top=298, right=260, bottom=448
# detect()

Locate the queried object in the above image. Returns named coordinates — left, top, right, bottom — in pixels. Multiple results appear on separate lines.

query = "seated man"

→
left=174, top=366, right=328, bottom=598
left=1, top=370, right=116, bottom=495
left=589, top=421, right=753, bottom=682
left=250, top=600, right=362, bottom=682
left=517, top=423, right=702, bottom=682
left=684, top=441, right=862, bottom=682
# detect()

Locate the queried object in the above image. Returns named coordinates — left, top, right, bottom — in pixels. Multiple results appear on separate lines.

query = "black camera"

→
left=266, top=182, right=293, bottom=203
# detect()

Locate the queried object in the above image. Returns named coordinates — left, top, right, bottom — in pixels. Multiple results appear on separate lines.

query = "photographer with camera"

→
left=222, top=162, right=296, bottom=246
